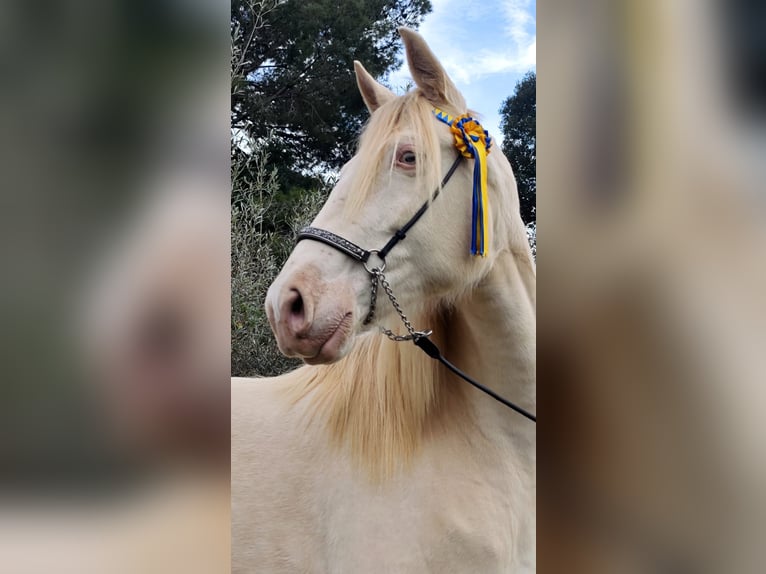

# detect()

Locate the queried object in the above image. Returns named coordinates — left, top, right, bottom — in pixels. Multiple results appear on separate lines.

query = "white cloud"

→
left=502, top=0, right=535, bottom=46
left=387, top=0, right=535, bottom=87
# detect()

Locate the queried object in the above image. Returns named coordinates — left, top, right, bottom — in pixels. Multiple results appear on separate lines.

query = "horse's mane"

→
left=286, top=306, right=470, bottom=480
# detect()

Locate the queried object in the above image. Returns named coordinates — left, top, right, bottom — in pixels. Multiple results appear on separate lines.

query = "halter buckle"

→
left=363, top=250, right=386, bottom=274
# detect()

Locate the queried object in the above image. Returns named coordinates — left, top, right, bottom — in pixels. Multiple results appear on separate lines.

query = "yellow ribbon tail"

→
left=476, top=143, right=489, bottom=257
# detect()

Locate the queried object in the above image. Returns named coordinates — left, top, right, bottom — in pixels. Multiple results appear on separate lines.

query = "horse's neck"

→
left=445, top=248, right=536, bottom=441
left=288, top=247, right=534, bottom=479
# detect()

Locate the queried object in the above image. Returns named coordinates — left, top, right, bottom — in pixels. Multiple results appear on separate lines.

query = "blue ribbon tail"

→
left=472, top=157, right=484, bottom=255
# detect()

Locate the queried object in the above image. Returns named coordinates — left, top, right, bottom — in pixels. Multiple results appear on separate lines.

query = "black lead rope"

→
left=297, top=151, right=536, bottom=423
left=414, top=337, right=536, bottom=422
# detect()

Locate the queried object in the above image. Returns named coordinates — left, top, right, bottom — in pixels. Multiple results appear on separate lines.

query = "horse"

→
left=232, top=28, right=536, bottom=573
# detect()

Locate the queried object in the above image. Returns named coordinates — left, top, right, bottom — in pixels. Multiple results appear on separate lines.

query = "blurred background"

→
left=538, top=0, right=766, bottom=571
left=0, top=0, right=229, bottom=572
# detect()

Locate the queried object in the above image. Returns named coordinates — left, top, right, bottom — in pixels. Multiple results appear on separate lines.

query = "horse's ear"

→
left=399, top=27, right=465, bottom=109
left=354, top=61, right=395, bottom=113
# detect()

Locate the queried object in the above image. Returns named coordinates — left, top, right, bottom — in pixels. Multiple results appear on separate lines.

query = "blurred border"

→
left=538, top=0, right=766, bottom=571
left=0, top=1, right=230, bottom=572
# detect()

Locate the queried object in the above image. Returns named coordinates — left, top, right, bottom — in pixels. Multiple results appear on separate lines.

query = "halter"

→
left=297, top=111, right=536, bottom=423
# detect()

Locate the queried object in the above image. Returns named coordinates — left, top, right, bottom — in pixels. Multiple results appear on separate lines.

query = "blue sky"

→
left=386, top=0, right=536, bottom=146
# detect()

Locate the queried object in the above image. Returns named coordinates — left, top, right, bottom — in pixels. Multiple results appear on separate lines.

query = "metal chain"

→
left=362, top=271, right=379, bottom=325
left=364, top=268, right=432, bottom=342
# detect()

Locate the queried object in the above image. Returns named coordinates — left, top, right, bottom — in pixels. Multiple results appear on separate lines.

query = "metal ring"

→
left=363, top=250, right=386, bottom=274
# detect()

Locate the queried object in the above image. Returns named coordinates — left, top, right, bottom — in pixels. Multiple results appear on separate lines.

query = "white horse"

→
left=232, top=28, right=535, bottom=573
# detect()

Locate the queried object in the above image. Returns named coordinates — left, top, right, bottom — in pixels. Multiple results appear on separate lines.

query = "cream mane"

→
left=286, top=306, right=471, bottom=480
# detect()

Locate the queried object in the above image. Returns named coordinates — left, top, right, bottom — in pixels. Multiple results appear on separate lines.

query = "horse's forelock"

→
left=344, top=91, right=448, bottom=216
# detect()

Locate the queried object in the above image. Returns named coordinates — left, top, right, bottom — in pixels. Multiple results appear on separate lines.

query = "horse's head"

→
left=266, top=28, right=522, bottom=364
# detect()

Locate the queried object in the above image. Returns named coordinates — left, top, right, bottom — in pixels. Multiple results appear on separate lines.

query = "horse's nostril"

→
left=290, top=291, right=304, bottom=317
left=279, top=286, right=312, bottom=339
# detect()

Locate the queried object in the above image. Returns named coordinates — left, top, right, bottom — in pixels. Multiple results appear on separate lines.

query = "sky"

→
left=386, top=0, right=536, bottom=147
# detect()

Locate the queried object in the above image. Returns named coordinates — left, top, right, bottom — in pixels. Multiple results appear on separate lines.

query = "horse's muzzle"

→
left=265, top=267, right=355, bottom=364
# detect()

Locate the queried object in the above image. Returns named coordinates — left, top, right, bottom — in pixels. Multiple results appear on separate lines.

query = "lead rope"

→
left=364, top=265, right=536, bottom=423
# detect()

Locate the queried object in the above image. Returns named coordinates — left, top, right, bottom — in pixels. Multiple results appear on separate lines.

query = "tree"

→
left=499, top=72, right=536, bottom=224
left=231, top=0, right=431, bottom=181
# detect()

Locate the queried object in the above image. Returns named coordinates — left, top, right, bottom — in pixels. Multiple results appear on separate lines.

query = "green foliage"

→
left=500, top=71, right=536, bottom=224
left=231, top=144, right=325, bottom=377
left=231, top=0, right=431, bottom=181
left=526, top=221, right=536, bottom=261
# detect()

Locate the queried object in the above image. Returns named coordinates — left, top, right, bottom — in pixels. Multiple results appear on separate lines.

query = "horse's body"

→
left=232, top=28, right=535, bottom=573
left=233, top=253, right=535, bottom=572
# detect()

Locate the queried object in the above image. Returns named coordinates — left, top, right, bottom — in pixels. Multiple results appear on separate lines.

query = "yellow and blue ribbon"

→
left=433, top=108, right=493, bottom=257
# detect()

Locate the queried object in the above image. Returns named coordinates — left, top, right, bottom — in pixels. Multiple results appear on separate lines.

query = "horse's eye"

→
left=397, top=150, right=416, bottom=167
